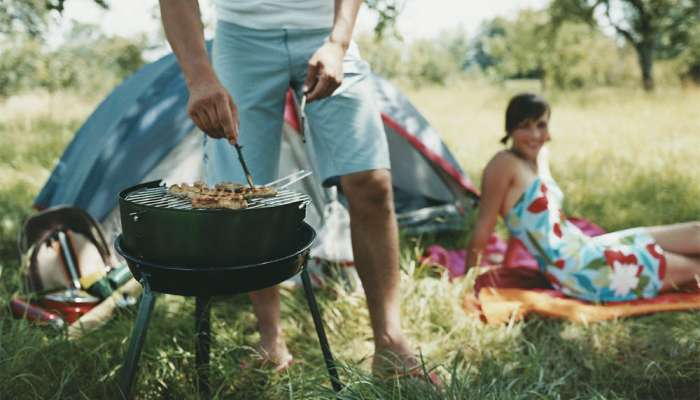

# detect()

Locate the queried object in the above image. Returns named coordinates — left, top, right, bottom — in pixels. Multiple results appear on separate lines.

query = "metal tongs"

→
left=233, top=143, right=255, bottom=190
left=299, top=94, right=307, bottom=143
left=263, top=169, right=312, bottom=190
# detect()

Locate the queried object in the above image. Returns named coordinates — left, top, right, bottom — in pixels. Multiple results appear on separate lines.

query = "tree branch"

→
left=604, top=0, right=638, bottom=45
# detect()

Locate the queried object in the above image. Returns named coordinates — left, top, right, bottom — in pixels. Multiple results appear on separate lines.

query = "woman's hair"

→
left=500, top=93, right=550, bottom=145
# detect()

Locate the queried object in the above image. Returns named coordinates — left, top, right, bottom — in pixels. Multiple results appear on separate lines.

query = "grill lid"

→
left=122, top=182, right=310, bottom=211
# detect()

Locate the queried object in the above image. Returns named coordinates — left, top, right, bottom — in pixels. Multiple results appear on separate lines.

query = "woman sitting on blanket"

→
left=466, top=93, right=700, bottom=302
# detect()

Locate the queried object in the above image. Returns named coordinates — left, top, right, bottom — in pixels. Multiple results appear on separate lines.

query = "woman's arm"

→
left=465, top=154, right=515, bottom=268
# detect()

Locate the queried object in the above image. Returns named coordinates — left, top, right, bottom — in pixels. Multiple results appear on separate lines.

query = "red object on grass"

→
left=10, top=297, right=65, bottom=329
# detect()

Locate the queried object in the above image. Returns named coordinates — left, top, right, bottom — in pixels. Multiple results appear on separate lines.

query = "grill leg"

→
left=118, top=281, right=157, bottom=399
left=195, top=297, right=212, bottom=399
left=301, top=267, right=342, bottom=393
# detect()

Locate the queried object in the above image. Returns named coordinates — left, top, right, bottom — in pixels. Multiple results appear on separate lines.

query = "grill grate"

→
left=124, top=185, right=310, bottom=210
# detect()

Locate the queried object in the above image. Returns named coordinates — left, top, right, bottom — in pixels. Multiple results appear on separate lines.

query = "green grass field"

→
left=1, top=82, right=699, bottom=399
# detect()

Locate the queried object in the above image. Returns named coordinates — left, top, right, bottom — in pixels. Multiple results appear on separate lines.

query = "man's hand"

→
left=303, top=40, right=346, bottom=102
left=188, top=77, right=239, bottom=144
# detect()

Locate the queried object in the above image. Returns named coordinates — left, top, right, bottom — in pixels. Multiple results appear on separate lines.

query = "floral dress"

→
left=504, top=174, right=667, bottom=302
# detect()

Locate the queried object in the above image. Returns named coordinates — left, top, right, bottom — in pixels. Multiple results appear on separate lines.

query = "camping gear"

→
left=33, top=41, right=479, bottom=260
left=9, top=297, right=65, bottom=330
left=106, top=264, right=132, bottom=288
left=68, top=278, right=141, bottom=340
left=115, top=221, right=342, bottom=398
left=84, top=276, right=114, bottom=299
left=119, top=180, right=310, bottom=267
left=18, top=206, right=115, bottom=294
left=40, top=289, right=101, bottom=324
left=81, top=264, right=132, bottom=299
left=233, top=143, right=255, bottom=190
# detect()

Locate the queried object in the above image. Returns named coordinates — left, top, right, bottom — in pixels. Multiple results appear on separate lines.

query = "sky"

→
left=57, top=0, right=550, bottom=57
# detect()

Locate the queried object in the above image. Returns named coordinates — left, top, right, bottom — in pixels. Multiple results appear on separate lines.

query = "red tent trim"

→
left=381, top=114, right=480, bottom=197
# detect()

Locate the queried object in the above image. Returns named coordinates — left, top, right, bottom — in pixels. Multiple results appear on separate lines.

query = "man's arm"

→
left=159, top=0, right=238, bottom=143
left=304, top=0, right=362, bottom=102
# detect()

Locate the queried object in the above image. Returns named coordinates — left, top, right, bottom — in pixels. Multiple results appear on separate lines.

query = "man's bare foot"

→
left=256, top=331, right=294, bottom=372
left=372, top=335, right=442, bottom=386
left=371, top=334, right=419, bottom=377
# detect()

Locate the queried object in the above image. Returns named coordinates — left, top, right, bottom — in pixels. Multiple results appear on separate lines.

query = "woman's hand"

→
left=303, top=41, right=346, bottom=102
left=188, top=76, right=240, bottom=144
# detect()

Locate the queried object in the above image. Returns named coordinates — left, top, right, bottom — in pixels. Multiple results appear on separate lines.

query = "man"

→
left=159, top=0, right=416, bottom=374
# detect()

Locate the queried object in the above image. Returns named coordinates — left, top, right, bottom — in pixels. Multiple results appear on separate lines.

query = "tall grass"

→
left=1, top=84, right=699, bottom=399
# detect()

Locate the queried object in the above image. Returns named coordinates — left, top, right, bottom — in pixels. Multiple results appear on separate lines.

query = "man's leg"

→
left=209, top=21, right=291, bottom=369
left=288, top=26, right=418, bottom=374
left=248, top=288, right=293, bottom=370
left=340, top=169, right=416, bottom=373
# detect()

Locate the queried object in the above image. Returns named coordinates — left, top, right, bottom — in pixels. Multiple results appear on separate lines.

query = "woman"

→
left=466, top=93, right=700, bottom=302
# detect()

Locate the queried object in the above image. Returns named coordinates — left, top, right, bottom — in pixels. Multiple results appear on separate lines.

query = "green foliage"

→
left=477, top=10, right=641, bottom=90
left=469, top=18, right=508, bottom=70
left=483, top=10, right=550, bottom=81
left=549, top=0, right=700, bottom=90
left=675, top=23, right=700, bottom=84
left=0, top=23, right=145, bottom=99
left=0, top=0, right=47, bottom=36
left=0, top=36, right=42, bottom=97
left=0, top=0, right=107, bottom=37
left=546, top=22, right=639, bottom=89
left=356, top=34, right=404, bottom=80
left=404, top=38, right=459, bottom=87
left=357, top=32, right=465, bottom=87
left=364, top=0, right=406, bottom=39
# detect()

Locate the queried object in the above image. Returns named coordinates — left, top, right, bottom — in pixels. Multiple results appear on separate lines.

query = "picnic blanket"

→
left=465, top=268, right=700, bottom=324
left=422, top=218, right=700, bottom=324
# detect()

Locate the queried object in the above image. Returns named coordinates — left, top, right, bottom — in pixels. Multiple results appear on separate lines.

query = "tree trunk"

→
left=637, top=42, right=655, bottom=91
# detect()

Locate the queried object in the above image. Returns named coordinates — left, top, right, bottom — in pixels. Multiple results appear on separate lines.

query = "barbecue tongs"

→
left=233, top=143, right=255, bottom=190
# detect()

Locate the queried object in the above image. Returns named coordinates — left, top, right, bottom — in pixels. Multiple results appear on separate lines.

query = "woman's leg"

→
left=647, top=221, right=700, bottom=255
left=660, top=251, right=700, bottom=291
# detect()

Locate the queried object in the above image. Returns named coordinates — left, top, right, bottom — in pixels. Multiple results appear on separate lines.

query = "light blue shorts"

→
left=204, top=20, right=390, bottom=187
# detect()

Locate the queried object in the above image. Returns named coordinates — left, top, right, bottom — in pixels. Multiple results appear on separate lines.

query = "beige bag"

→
left=19, top=206, right=114, bottom=294
left=24, top=230, right=109, bottom=293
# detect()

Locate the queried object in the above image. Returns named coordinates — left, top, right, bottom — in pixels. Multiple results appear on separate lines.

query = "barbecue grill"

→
left=119, top=180, right=310, bottom=267
left=115, top=178, right=342, bottom=399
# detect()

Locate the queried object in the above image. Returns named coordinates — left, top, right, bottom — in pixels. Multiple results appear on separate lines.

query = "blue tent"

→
left=35, top=43, right=478, bottom=234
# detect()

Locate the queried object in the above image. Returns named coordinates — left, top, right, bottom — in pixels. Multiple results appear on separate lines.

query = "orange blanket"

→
left=465, top=268, right=700, bottom=324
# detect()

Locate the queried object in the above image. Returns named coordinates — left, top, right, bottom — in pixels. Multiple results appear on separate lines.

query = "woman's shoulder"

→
left=484, top=150, right=520, bottom=176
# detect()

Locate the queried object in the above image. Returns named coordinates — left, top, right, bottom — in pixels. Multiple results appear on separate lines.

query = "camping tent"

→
left=34, top=43, right=480, bottom=253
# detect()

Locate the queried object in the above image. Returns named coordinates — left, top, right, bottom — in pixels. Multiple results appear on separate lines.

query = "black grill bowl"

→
left=115, top=223, right=316, bottom=296
left=118, top=180, right=307, bottom=267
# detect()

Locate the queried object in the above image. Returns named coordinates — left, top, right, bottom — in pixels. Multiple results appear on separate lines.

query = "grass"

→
left=1, top=83, right=699, bottom=399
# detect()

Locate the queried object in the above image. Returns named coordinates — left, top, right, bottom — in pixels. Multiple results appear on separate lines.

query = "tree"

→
left=364, top=0, right=406, bottom=39
left=482, top=10, right=552, bottom=84
left=0, top=0, right=107, bottom=37
left=550, top=0, right=700, bottom=91
left=469, top=18, right=508, bottom=70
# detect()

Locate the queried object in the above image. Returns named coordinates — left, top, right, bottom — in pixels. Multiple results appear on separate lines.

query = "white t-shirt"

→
left=214, top=0, right=334, bottom=30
